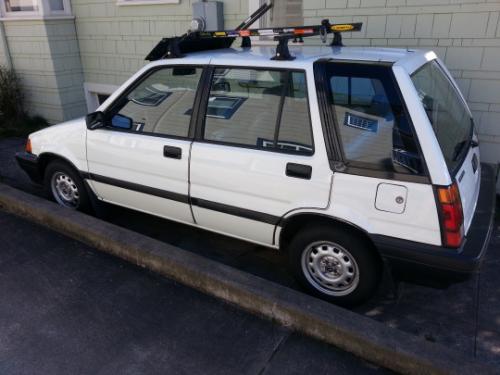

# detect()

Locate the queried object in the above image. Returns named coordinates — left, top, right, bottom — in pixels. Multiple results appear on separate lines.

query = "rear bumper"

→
left=372, top=163, right=498, bottom=287
left=15, top=152, right=42, bottom=183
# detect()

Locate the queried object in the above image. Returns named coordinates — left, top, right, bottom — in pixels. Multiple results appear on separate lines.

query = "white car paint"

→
left=26, top=46, right=479, bottom=250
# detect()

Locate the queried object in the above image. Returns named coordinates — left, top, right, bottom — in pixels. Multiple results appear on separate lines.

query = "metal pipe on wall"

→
left=0, top=20, right=13, bottom=69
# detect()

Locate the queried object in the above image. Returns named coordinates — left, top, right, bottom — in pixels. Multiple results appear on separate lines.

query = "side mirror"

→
left=86, top=111, right=105, bottom=130
left=111, top=114, right=133, bottom=130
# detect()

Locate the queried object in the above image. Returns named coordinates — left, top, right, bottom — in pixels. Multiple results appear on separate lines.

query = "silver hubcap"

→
left=301, top=241, right=359, bottom=296
left=51, top=172, right=80, bottom=209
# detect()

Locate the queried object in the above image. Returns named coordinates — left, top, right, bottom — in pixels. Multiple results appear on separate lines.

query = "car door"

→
left=189, top=66, right=333, bottom=246
left=86, top=65, right=204, bottom=225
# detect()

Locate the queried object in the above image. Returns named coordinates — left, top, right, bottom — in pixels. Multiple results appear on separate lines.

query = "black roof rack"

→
left=145, top=3, right=362, bottom=62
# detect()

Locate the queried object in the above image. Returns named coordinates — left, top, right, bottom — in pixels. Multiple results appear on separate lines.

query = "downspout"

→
left=0, top=20, right=13, bottom=69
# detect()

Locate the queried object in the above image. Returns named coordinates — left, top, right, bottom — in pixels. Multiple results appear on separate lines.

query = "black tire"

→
left=44, top=160, right=92, bottom=213
left=288, top=225, right=382, bottom=307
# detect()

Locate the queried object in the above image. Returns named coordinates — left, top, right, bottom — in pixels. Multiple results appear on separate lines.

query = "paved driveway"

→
left=2, top=137, right=499, bottom=366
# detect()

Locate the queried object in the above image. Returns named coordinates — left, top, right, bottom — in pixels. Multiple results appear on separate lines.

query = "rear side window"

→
left=326, top=63, right=424, bottom=175
left=411, top=61, right=473, bottom=173
left=203, top=68, right=313, bottom=155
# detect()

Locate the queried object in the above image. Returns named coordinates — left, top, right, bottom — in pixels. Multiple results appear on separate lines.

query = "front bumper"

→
left=15, top=152, right=42, bottom=183
left=372, top=163, right=498, bottom=287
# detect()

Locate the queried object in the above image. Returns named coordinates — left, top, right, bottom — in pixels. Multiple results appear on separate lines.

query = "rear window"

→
left=326, top=63, right=425, bottom=176
left=411, top=61, right=473, bottom=173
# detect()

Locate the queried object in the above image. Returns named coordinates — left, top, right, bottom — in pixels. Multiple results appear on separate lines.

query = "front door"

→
left=189, top=66, right=332, bottom=246
left=86, top=65, right=204, bottom=225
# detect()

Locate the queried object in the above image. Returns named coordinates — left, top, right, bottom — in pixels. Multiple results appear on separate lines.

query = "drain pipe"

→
left=0, top=19, right=13, bottom=69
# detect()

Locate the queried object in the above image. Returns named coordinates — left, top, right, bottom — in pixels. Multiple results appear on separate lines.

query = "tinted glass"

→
left=411, top=61, right=473, bottom=173
left=327, top=63, right=424, bottom=175
left=110, top=67, right=202, bottom=137
left=203, top=68, right=313, bottom=155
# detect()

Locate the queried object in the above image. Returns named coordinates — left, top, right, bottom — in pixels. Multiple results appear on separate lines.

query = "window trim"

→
left=100, top=64, right=206, bottom=141
left=315, top=59, right=430, bottom=184
left=195, top=65, right=315, bottom=157
left=116, top=0, right=179, bottom=7
left=0, top=0, right=72, bottom=18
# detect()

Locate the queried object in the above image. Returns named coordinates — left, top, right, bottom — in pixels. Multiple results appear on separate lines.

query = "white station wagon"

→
left=16, top=21, right=497, bottom=305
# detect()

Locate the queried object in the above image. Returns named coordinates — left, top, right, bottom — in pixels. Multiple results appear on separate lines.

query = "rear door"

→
left=189, top=66, right=332, bottom=246
left=410, top=60, right=480, bottom=231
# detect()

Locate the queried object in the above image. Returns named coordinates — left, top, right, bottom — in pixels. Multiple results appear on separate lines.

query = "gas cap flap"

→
left=375, top=183, right=408, bottom=214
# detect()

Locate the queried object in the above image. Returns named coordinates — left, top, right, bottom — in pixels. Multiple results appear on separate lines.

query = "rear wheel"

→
left=288, top=225, right=381, bottom=306
left=44, top=160, right=91, bottom=213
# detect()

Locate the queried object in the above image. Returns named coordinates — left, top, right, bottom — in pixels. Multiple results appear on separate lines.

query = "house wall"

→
left=72, top=0, right=248, bottom=88
left=302, top=0, right=500, bottom=184
left=0, top=18, right=87, bottom=123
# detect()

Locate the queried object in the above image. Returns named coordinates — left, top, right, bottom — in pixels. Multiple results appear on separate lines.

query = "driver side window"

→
left=109, top=66, right=203, bottom=138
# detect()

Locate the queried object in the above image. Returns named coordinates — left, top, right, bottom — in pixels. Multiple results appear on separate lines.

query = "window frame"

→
left=314, top=59, right=430, bottom=184
left=99, top=64, right=206, bottom=141
left=195, top=65, right=315, bottom=157
left=0, top=0, right=72, bottom=19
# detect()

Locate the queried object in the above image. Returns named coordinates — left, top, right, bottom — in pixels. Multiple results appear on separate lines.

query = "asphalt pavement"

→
left=1, top=136, right=500, bottom=367
left=0, top=209, right=390, bottom=374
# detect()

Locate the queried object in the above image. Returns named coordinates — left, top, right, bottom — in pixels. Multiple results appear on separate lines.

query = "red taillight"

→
left=436, top=182, right=464, bottom=248
left=25, top=138, right=32, bottom=154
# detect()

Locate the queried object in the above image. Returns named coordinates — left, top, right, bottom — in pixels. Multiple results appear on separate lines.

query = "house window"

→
left=5, top=0, right=38, bottom=12
left=248, top=0, right=303, bottom=28
left=84, top=83, right=119, bottom=112
left=0, top=0, right=71, bottom=17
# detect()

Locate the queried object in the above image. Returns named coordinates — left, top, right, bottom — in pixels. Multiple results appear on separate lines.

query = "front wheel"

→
left=288, top=226, right=381, bottom=307
left=44, top=160, right=91, bottom=213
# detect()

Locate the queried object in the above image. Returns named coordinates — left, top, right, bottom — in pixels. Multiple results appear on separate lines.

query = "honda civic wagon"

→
left=16, top=45, right=497, bottom=306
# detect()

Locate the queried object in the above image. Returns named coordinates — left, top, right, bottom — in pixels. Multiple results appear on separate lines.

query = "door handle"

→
left=286, top=163, right=312, bottom=180
left=163, top=145, right=182, bottom=159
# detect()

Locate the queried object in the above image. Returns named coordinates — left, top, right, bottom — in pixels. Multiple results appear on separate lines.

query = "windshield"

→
left=411, top=60, right=473, bottom=173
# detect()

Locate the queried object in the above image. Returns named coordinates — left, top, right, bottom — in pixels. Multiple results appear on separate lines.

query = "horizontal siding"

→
left=302, top=0, right=500, bottom=181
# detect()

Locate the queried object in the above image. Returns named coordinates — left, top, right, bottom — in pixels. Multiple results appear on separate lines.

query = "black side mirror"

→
left=86, top=111, right=105, bottom=130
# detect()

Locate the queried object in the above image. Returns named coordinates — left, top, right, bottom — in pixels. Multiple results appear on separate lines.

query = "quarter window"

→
left=327, top=63, right=424, bottom=175
left=203, top=68, right=313, bottom=155
left=109, top=67, right=202, bottom=138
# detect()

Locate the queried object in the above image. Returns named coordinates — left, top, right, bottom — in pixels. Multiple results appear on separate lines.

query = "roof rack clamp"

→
left=271, top=37, right=295, bottom=61
left=165, top=37, right=184, bottom=59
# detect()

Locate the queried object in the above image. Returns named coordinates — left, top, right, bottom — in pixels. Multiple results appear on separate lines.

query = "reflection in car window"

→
left=411, top=61, right=473, bottom=173
left=110, top=67, right=202, bottom=137
left=327, top=63, right=423, bottom=175
left=203, top=68, right=313, bottom=155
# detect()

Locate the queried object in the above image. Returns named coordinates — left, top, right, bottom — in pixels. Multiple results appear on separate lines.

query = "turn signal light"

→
left=25, top=138, right=32, bottom=154
left=436, top=182, right=464, bottom=248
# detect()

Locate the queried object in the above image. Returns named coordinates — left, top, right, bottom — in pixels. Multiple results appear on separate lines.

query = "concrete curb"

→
left=0, top=183, right=496, bottom=375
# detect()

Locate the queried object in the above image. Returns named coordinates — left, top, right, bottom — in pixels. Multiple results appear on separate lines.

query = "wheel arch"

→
left=38, top=152, right=83, bottom=180
left=279, top=213, right=381, bottom=258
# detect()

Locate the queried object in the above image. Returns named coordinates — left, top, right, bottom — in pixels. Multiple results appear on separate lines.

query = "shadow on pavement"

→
left=2, top=137, right=499, bottom=365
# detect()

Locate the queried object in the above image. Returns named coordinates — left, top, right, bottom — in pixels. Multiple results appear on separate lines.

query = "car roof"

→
left=181, top=45, right=433, bottom=73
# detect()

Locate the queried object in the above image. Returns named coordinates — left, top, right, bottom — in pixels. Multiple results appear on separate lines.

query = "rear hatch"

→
left=410, top=59, right=480, bottom=234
